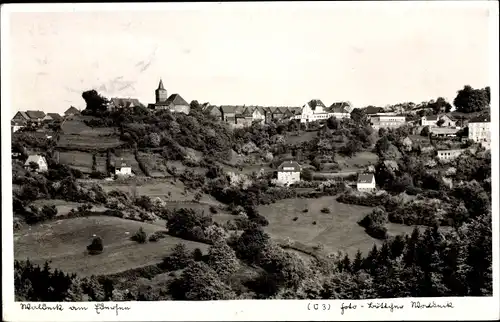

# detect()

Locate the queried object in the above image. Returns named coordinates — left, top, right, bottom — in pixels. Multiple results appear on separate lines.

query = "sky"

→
left=5, top=2, right=494, bottom=116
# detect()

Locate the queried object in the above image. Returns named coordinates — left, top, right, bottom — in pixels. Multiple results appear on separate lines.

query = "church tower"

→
left=155, top=79, right=168, bottom=103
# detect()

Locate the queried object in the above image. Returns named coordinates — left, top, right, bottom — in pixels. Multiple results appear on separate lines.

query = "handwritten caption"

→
left=20, top=303, right=131, bottom=316
left=307, top=300, right=454, bottom=315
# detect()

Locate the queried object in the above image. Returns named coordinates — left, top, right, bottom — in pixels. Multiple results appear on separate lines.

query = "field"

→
left=57, top=151, right=94, bottom=173
left=137, top=152, right=168, bottom=177
left=30, top=199, right=108, bottom=217
left=100, top=178, right=223, bottom=205
left=335, top=151, right=378, bottom=171
left=258, top=196, right=416, bottom=257
left=285, top=130, right=318, bottom=145
left=14, top=216, right=208, bottom=277
left=57, top=134, right=124, bottom=150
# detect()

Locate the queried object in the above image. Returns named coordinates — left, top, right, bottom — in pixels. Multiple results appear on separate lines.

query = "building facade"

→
left=357, top=173, right=376, bottom=192
left=114, top=159, right=132, bottom=176
left=277, top=161, right=301, bottom=186
left=24, top=155, right=48, bottom=173
left=370, top=115, right=406, bottom=130
left=437, top=149, right=465, bottom=162
left=148, top=79, right=190, bottom=114
left=468, top=115, right=491, bottom=149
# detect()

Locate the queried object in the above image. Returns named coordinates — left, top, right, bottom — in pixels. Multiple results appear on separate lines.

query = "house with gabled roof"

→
left=109, top=97, right=145, bottom=111
left=326, top=102, right=351, bottom=119
left=64, top=106, right=81, bottom=116
left=357, top=173, right=376, bottom=192
left=297, top=99, right=330, bottom=123
left=277, top=160, right=301, bottom=186
left=148, top=79, right=190, bottom=114
left=24, top=154, right=48, bottom=173
left=46, top=113, right=64, bottom=122
left=114, top=158, right=133, bottom=176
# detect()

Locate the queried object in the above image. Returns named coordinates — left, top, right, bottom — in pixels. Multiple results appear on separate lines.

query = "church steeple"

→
left=158, top=79, right=165, bottom=90
left=155, top=78, right=168, bottom=103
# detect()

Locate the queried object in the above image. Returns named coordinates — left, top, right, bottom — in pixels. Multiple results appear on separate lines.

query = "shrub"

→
left=209, top=206, right=218, bottom=214
left=87, top=237, right=104, bottom=255
left=148, top=230, right=168, bottom=242
left=131, top=227, right=147, bottom=244
left=161, top=243, right=193, bottom=271
left=192, top=248, right=204, bottom=261
left=312, top=221, right=317, bottom=225
left=320, top=207, right=330, bottom=214
left=292, top=217, right=298, bottom=221
left=303, top=209, right=309, bottom=213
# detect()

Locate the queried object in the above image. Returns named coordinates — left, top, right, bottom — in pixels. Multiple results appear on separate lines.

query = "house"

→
left=430, top=127, right=461, bottom=138
left=326, top=102, right=351, bottom=119
left=206, top=105, right=223, bottom=121
left=24, top=155, right=48, bottom=173
left=114, top=159, right=133, bottom=176
left=148, top=79, right=190, bottom=114
left=421, top=114, right=457, bottom=127
left=109, top=97, right=145, bottom=111
left=277, top=160, right=301, bottom=186
left=296, top=99, right=330, bottom=123
left=12, top=110, right=47, bottom=123
left=251, top=106, right=266, bottom=123
left=421, top=115, right=439, bottom=127
left=370, top=115, right=406, bottom=130
left=64, top=106, right=80, bottom=116
left=11, top=120, right=26, bottom=133
left=437, top=149, right=465, bottom=162
left=234, top=107, right=254, bottom=128
left=357, top=173, right=376, bottom=192
left=46, top=113, right=64, bottom=122
left=468, top=114, right=490, bottom=149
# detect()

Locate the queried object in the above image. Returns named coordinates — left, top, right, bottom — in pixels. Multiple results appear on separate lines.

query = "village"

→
left=12, top=78, right=491, bottom=192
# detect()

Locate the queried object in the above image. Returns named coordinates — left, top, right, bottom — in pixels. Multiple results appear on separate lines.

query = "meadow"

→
left=14, top=216, right=208, bottom=277
left=258, top=196, right=416, bottom=257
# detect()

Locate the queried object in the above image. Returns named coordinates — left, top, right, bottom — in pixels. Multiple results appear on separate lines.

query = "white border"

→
left=2, top=2, right=499, bottom=321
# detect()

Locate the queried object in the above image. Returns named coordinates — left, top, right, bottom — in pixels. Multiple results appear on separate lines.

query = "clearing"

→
left=335, top=151, right=378, bottom=171
left=30, top=199, right=108, bottom=217
left=14, top=216, right=208, bottom=277
left=258, top=196, right=417, bottom=257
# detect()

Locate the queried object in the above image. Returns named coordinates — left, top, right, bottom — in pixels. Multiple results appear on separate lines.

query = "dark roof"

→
left=165, top=94, right=189, bottom=106
left=424, top=115, right=439, bottom=121
left=364, top=106, right=383, bottom=115
left=277, top=160, right=301, bottom=172
left=237, top=107, right=254, bottom=118
left=47, top=113, right=63, bottom=121
left=114, top=158, right=129, bottom=168
left=308, top=99, right=326, bottom=109
left=220, top=105, right=240, bottom=113
left=65, top=106, right=80, bottom=115
left=469, top=114, right=490, bottom=123
left=327, top=102, right=350, bottom=113
left=13, top=111, right=30, bottom=121
left=357, top=173, right=375, bottom=184
left=157, top=79, right=165, bottom=90
left=26, top=110, right=46, bottom=119
left=110, top=98, right=144, bottom=108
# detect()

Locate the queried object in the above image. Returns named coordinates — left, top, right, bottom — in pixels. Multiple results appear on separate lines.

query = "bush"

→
left=303, top=209, right=309, bottom=213
left=161, top=243, right=194, bottom=271
left=87, top=237, right=104, bottom=255
left=292, top=217, right=298, bottom=221
left=131, top=227, right=147, bottom=243
left=209, top=206, right=218, bottom=214
left=312, top=221, right=317, bottom=225
left=320, top=207, right=330, bottom=214
left=148, top=230, right=168, bottom=242
left=358, top=208, right=389, bottom=240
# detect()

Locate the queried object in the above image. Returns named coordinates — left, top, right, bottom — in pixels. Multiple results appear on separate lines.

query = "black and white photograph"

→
left=2, top=1, right=498, bottom=321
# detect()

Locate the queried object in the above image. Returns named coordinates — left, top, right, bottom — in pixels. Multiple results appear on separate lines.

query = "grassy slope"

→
left=14, top=216, right=208, bottom=277
left=258, top=196, right=416, bottom=257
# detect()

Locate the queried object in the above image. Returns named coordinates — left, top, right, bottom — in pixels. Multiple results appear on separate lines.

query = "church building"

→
left=148, top=79, right=190, bottom=115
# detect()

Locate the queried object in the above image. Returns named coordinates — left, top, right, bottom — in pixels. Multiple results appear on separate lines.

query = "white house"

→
left=421, top=114, right=457, bottom=127
left=468, top=115, right=491, bottom=149
left=277, top=161, right=301, bottom=186
left=114, top=159, right=133, bottom=176
left=370, top=115, right=406, bottom=130
left=296, top=100, right=330, bottom=123
left=24, top=155, right=48, bottom=173
left=357, top=173, right=376, bottom=192
left=437, top=149, right=465, bottom=162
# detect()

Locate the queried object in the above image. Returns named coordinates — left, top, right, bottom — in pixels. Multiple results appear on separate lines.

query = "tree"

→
left=453, top=85, right=489, bottom=113
left=162, top=243, right=193, bottom=270
left=420, top=126, right=430, bottom=137
left=170, top=262, right=236, bottom=300
left=148, top=132, right=161, bottom=147
left=351, top=108, right=368, bottom=124
left=235, top=225, right=270, bottom=263
left=87, top=237, right=104, bottom=254
left=431, top=97, right=452, bottom=114
left=82, top=90, right=109, bottom=114
left=131, top=227, right=147, bottom=243
left=190, top=100, right=202, bottom=112
left=436, top=119, right=445, bottom=127
left=207, top=242, right=240, bottom=279
left=28, top=161, right=39, bottom=172
left=301, top=168, right=313, bottom=181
